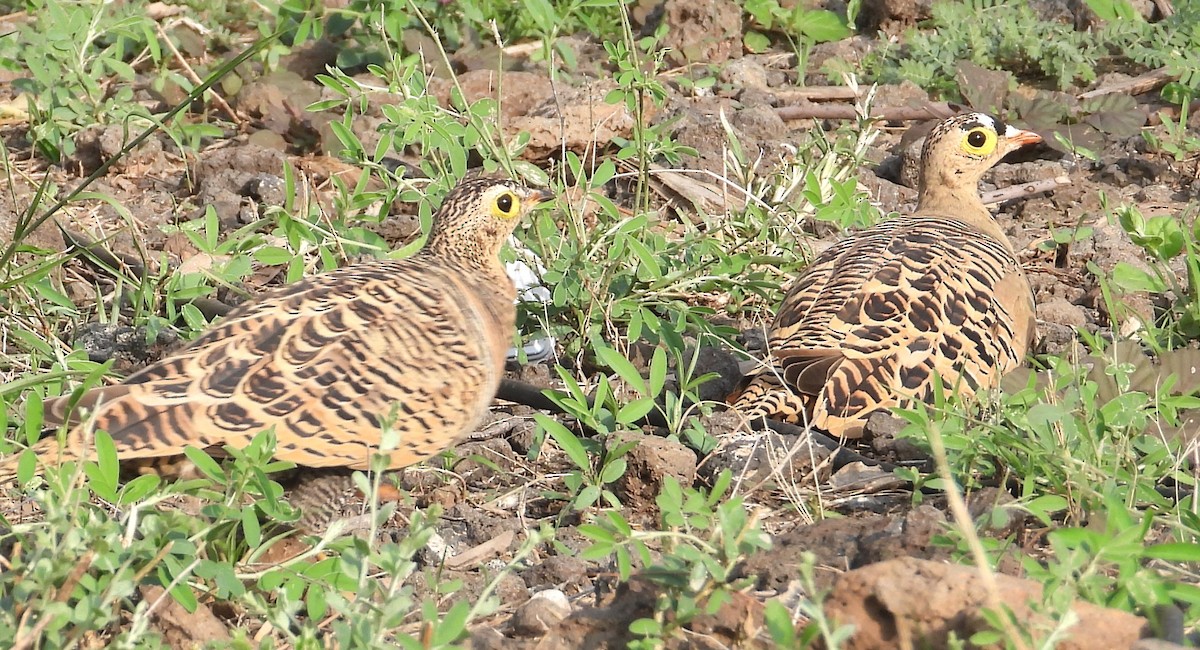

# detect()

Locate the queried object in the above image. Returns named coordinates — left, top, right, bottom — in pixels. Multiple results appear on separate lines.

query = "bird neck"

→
left=425, top=231, right=507, bottom=277
left=916, top=170, right=1016, bottom=254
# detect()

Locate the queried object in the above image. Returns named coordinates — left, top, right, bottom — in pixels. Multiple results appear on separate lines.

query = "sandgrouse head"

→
left=919, top=112, right=1043, bottom=191
left=425, top=173, right=551, bottom=261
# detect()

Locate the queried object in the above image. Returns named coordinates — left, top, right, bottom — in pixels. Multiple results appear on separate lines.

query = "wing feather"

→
left=11, top=255, right=511, bottom=477
left=734, top=216, right=1032, bottom=437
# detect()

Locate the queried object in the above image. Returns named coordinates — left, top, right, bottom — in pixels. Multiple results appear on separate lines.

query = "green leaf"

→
left=578, top=523, right=616, bottom=544
left=763, top=600, right=797, bottom=646
left=159, top=566, right=198, bottom=613
left=1110, top=262, right=1167, bottom=293
left=84, top=429, right=120, bottom=499
left=184, top=447, right=226, bottom=483
left=630, top=617, right=663, bottom=636
left=577, top=484, right=601, bottom=510
left=605, top=510, right=633, bottom=537
left=743, top=31, right=772, bottom=54
left=434, top=601, right=472, bottom=644
left=1145, top=542, right=1200, bottom=562
left=590, top=159, right=617, bottom=189
left=24, top=393, right=43, bottom=444
left=648, top=347, right=668, bottom=396
left=1161, top=81, right=1194, bottom=107
left=617, top=397, right=657, bottom=425
left=119, top=474, right=161, bottom=504
left=306, top=585, right=328, bottom=619
left=253, top=246, right=295, bottom=266
left=537, top=414, right=592, bottom=472
left=745, top=0, right=775, bottom=27
left=625, top=237, right=662, bottom=281
left=17, top=450, right=36, bottom=486
left=1083, top=0, right=1140, bottom=21
left=242, top=507, right=262, bottom=547
left=594, top=345, right=649, bottom=394
left=792, top=10, right=851, bottom=42
left=1117, top=205, right=1146, bottom=236
left=599, top=458, right=627, bottom=485
left=1023, top=494, right=1068, bottom=525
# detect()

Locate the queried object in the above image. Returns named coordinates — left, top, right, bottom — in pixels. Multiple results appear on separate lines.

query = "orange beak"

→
left=525, top=188, right=554, bottom=206
left=1005, top=125, right=1043, bottom=147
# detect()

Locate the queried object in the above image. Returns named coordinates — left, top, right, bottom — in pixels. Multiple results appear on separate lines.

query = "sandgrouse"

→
left=732, top=113, right=1041, bottom=437
left=1, top=173, right=549, bottom=525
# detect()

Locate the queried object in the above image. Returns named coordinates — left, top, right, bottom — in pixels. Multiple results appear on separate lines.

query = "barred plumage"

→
left=2, top=174, right=549, bottom=493
left=732, top=113, right=1040, bottom=437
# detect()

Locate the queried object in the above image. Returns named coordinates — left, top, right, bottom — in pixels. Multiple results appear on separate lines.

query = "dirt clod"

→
left=612, top=432, right=697, bottom=514
left=821, top=557, right=1149, bottom=650
left=140, top=585, right=231, bottom=649
left=659, top=0, right=742, bottom=67
left=510, top=589, right=572, bottom=637
left=521, top=555, right=592, bottom=594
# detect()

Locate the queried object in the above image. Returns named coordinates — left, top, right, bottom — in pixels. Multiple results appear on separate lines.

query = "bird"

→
left=1, top=173, right=550, bottom=527
left=731, top=113, right=1041, bottom=438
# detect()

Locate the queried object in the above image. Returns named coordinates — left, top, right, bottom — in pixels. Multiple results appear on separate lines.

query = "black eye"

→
left=967, top=130, right=988, bottom=148
left=497, top=193, right=513, bottom=213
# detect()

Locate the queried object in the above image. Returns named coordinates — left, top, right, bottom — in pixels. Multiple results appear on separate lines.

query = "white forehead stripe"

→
left=967, top=113, right=996, bottom=129
left=1003, top=124, right=1022, bottom=137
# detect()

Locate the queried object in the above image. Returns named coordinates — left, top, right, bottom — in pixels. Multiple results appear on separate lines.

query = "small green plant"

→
left=896, top=331, right=1200, bottom=624
left=532, top=345, right=650, bottom=512
left=742, top=0, right=851, bottom=56
left=1105, top=201, right=1200, bottom=348
left=864, top=0, right=1107, bottom=95
left=604, top=19, right=679, bottom=209
left=1143, top=83, right=1200, bottom=161
left=579, top=471, right=772, bottom=647
left=0, top=0, right=174, bottom=160
left=300, top=0, right=624, bottom=71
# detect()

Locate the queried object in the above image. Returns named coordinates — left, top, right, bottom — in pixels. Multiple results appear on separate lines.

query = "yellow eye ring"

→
left=962, top=128, right=997, bottom=156
left=492, top=192, right=520, bottom=219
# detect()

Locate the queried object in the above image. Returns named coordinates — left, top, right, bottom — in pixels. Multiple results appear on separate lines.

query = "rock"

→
left=1037, top=297, right=1088, bottom=328
left=730, top=105, right=788, bottom=144
left=521, top=555, right=592, bottom=594
left=511, top=589, right=572, bottom=637
left=718, top=58, right=769, bottom=95
left=1079, top=220, right=1156, bottom=331
left=244, top=174, right=287, bottom=207
left=660, top=0, right=742, bottom=67
left=987, top=160, right=1069, bottom=189
left=451, top=437, right=519, bottom=486
left=736, top=506, right=953, bottom=594
left=1036, top=321, right=1078, bottom=356
left=699, top=430, right=833, bottom=489
left=74, top=322, right=180, bottom=372
left=865, top=412, right=928, bottom=463
left=677, top=345, right=744, bottom=403
left=1131, top=642, right=1192, bottom=650
left=1134, top=184, right=1181, bottom=204
left=828, top=462, right=908, bottom=493
left=670, top=99, right=789, bottom=175
left=821, top=557, right=1149, bottom=649
left=141, top=584, right=231, bottom=647
left=537, top=576, right=761, bottom=648
left=190, top=144, right=289, bottom=228
left=72, top=124, right=168, bottom=175
left=431, top=70, right=552, bottom=121
left=807, top=37, right=878, bottom=81
left=855, top=0, right=934, bottom=32
left=535, top=577, right=656, bottom=649
left=467, top=626, right=509, bottom=650
left=611, top=432, right=697, bottom=507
